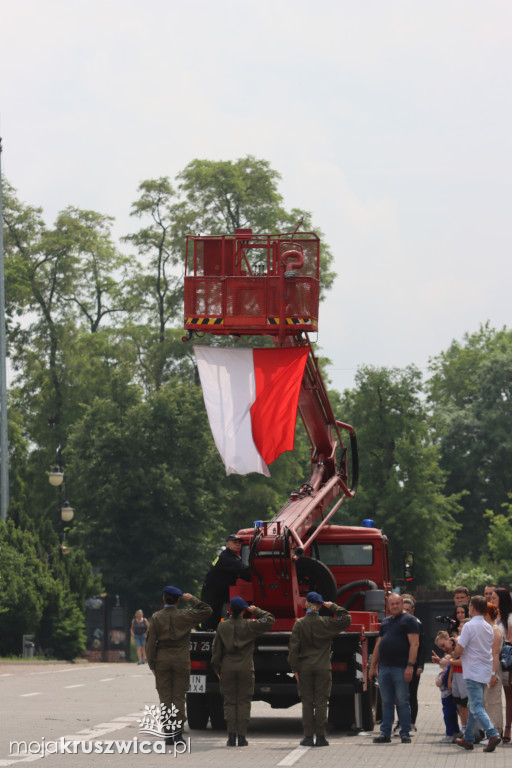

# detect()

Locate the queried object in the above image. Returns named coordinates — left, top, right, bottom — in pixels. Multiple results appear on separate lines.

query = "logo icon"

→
left=137, top=703, right=183, bottom=738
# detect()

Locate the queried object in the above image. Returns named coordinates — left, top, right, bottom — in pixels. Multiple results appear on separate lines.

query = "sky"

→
left=1, top=0, right=511, bottom=393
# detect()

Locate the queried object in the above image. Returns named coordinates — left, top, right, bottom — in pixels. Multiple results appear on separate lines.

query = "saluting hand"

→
left=246, top=605, right=258, bottom=614
left=182, top=593, right=193, bottom=601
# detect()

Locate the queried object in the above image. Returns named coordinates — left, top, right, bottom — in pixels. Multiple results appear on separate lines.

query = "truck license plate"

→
left=188, top=674, right=206, bottom=693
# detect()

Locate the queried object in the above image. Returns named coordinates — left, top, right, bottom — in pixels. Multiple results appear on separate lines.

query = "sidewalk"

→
left=231, top=664, right=512, bottom=768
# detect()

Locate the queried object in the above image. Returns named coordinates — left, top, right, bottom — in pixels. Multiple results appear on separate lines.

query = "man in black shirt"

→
left=402, top=595, right=425, bottom=732
left=201, top=534, right=252, bottom=629
left=369, top=593, right=419, bottom=743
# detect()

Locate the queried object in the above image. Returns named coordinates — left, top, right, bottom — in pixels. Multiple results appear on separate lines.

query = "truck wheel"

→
left=207, top=693, right=226, bottom=730
left=186, top=693, right=209, bottom=730
left=295, top=557, right=337, bottom=602
left=361, top=675, right=379, bottom=731
left=328, top=695, right=354, bottom=731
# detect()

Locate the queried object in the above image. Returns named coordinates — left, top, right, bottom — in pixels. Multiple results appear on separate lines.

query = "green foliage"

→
left=485, top=496, right=512, bottom=586
left=177, top=156, right=289, bottom=234
left=123, top=178, right=184, bottom=390
left=0, top=519, right=91, bottom=659
left=176, top=156, right=335, bottom=296
left=428, top=324, right=512, bottom=558
left=4, top=158, right=512, bottom=609
left=338, top=365, right=460, bottom=586
left=37, top=580, right=87, bottom=661
left=66, top=376, right=230, bottom=608
left=0, top=520, right=50, bottom=648
left=218, top=418, right=312, bottom=535
left=442, top=559, right=495, bottom=593
left=3, top=183, right=132, bottom=453
left=121, top=159, right=337, bottom=393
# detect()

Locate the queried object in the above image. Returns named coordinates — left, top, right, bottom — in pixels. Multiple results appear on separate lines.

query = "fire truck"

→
left=182, top=228, right=396, bottom=731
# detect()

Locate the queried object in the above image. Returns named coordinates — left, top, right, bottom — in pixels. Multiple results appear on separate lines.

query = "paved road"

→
left=1, top=662, right=510, bottom=766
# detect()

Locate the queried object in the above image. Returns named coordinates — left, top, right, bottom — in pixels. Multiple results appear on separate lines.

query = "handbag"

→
left=500, top=642, right=512, bottom=671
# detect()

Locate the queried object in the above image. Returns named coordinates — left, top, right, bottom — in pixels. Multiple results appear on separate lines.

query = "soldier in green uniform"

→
left=287, top=591, right=351, bottom=747
left=211, top=596, right=275, bottom=747
left=146, top=586, right=212, bottom=743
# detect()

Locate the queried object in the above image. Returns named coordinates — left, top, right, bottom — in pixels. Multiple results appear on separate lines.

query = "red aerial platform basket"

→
left=184, top=229, right=320, bottom=341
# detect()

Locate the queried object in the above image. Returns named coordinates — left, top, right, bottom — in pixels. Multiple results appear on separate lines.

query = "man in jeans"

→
left=369, top=593, right=419, bottom=744
left=451, top=595, right=501, bottom=752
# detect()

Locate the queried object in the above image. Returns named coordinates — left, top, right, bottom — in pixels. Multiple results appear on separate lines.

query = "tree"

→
left=66, top=374, right=232, bottom=610
left=50, top=207, right=129, bottom=334
left=218, top=419, right=312, bottom=536
left=0, top=519, right=51, bottom=655
left=177, top=156, right=290, bottom=234
left=1, top=160, right=339, bottom=647
left=485, top=497, right=512, bottom=586
left=428, top=324, right=512, bottom=559
left=123, top=178, right=185, bottom=391
left=3, top=183, right=131, bottom=451
left=0, top=518, right=95, bottom=658
left=122, top=158, right=337, bottom=393
left=338, top=365, right=460, bottom=586
left=176, top=156, right=336, bottom=296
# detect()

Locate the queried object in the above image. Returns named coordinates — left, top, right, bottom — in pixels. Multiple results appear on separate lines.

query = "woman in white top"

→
left=490, top=587, right=512, bottom=742
left=483, top=602, right=504, bottom=736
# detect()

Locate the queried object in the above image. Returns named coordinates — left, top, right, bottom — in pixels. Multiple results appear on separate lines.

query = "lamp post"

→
left=48, top=445, right=74, bottom=556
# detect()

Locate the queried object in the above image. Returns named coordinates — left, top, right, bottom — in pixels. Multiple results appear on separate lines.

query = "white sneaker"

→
left=439, top=735, right=456, bottom=743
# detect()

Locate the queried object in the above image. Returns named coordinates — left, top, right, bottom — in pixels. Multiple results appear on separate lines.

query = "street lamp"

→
left=48, top=468, right=64, bottom=487
left=61, top=501, right=74, bottom=523
left=48, top=445, right=75, bottom=555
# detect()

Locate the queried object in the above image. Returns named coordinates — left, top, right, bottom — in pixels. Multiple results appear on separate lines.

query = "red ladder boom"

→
left=183, top=227, right=358, bottom=624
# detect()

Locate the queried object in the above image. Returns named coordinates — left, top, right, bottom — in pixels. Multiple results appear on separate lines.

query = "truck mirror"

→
left=404, top=551, right=414, bottom=582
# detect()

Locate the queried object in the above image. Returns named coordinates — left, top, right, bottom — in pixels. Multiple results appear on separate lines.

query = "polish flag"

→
left=194, top=346, right=309, bottom=476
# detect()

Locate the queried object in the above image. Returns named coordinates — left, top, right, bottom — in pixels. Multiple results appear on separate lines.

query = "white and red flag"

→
left=194, top=346, right=309, bottom=476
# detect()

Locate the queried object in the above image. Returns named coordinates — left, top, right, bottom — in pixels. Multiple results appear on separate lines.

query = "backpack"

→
left=500, top=642, right=512, bottom=671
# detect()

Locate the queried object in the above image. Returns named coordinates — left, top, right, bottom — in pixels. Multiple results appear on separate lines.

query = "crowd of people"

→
left=139, top=532, right=512, bottom=751
left=431, top=584, right=512, bottom=751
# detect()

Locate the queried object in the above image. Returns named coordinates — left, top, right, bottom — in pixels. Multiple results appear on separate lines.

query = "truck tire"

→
left=186, top=693, right=209, bottom=730
left=207, top=693, right=226, bottom=730
left=295, top=557, right=337, bottom=602
left=361, top=675, right=379, bottom=731
left=328, top=695, right=354, bottom=731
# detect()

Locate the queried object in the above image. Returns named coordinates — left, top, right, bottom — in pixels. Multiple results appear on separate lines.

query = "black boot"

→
left=238, top=735, right=248, bottom=746
left=227, top=733, right=237, bottom=747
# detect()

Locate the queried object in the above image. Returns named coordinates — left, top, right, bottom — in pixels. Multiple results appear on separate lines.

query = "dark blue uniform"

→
left=201, top=549, right=251, bottom=629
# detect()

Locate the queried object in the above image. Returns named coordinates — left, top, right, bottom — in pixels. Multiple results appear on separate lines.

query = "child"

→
left=448, top=634, right=469, bottom=735
left=433, top=630, right=460, bottom=743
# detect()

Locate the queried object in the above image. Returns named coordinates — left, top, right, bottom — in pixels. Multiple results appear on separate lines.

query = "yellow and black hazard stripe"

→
left=185, top=317, right=224, bottom=326
left=267, top=317, right=312, bottom=325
